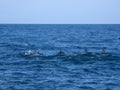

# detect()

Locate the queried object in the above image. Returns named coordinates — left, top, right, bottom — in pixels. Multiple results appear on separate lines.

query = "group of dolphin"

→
left=23, top=47, right=111, bottom=57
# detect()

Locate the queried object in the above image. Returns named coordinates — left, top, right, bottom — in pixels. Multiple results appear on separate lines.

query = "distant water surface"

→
left=0, top=24, right=120, bottom=90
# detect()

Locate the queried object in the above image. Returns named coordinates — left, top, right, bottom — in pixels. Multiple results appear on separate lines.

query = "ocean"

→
left=0, top=24, right=120, bottom=90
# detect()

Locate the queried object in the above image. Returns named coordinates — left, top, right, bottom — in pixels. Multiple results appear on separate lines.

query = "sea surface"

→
left=0, top=24, right=120, bottom=90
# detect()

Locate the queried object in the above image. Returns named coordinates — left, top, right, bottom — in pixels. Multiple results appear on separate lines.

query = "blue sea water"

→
left=0, top=24, right=120, bottom=90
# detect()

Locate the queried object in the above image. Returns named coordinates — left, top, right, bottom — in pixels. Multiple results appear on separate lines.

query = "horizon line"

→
left=0, top=23, right=120, bottom=25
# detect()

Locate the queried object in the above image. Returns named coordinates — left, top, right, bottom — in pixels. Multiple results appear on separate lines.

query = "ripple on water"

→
left=1, top=24, right=120, bottom=90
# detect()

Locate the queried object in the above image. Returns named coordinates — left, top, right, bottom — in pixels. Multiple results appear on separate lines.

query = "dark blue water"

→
left=0, top=24, right=120, bottom=90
